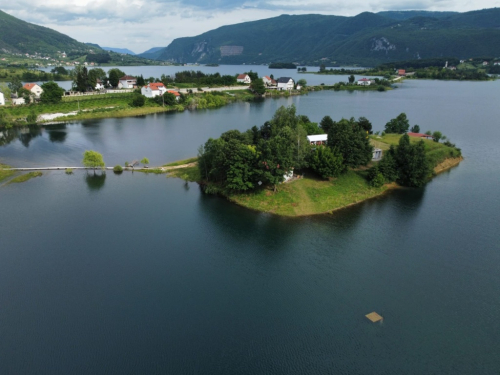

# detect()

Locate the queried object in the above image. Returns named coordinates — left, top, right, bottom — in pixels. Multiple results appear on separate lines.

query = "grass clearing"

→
left=370, top=134, right=462, bottom=168
left=168, top=166, right=201, bottom=182
left=229, top=170, right=389, bottom=217
left=163, top=157, right=198, bottom=167
left=0, top=163, right=15, bottom=182
left=135, top=168, right=165, bottom=174
left=167, top=134, right=461, bottom=217
left=8, top=171, right=42, bottom=184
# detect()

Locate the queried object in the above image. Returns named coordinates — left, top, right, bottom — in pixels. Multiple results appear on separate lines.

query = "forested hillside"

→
left=151, top=8, right=500, bottom=66
left=0, top=9, right=94, bottom=55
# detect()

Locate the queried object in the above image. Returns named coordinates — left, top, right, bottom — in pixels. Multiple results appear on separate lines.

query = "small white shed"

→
left=307, top=134, right=328, bottom=145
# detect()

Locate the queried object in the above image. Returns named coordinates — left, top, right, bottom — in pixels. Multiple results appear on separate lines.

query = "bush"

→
left=26, top=110, right=37, bottom=124
left=131, top=94, right=145, bottom=107
left=367, top=166, right=385, bottom=187
left=65, top=168, right=73, bottom=175
left=377, top=85, right=386, bottom=92
left=113, top=165, right=123, bottom=174
left=308, top=146, right=344, bottom=179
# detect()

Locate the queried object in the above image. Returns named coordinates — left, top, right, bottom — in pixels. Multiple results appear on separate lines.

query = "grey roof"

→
left=277, top=77, right=293, bottom=83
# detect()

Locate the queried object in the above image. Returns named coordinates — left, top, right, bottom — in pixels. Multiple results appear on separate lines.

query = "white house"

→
left=262, top=76, right=272, bottom=85
left=12, top=97, right=25, bottom=105
left=307, top=134, right=328, bottom=145
left=0, top=92, right=4, bottom=106
left=141, top=83, right=167, bottom=98
left=95, top=79, right=105, bottom=90
left=23, top=83, right=43, bottom=97
left=372, top=148, right=383, bottom=160
left=283, top=169, right=294, bottom=182
left=277, top=77, right=294, bottom=91
left=118, top=75, right=137, bottom=89
left=357, top=78, right=371, bottom=86
left=237, top=74, right=251, bottom=84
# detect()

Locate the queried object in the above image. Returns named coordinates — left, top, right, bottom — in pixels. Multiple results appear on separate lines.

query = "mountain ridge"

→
left=150, top=8, right=500, bottom=66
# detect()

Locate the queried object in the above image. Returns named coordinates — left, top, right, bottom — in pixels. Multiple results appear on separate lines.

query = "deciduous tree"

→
left=320, top=116, right=334, bottom=133
left=40, top=82, right=64, bottom=104
left=327, top=118, right=373, bottom=168
left=385, top=113, right=410, bottom=134
left=308, top=146, right=343, bottom=179
left=410, top=124, right=420, bottom=133
left=82, top=150, right=105, bottom=173
left=250, top=78, right=266, bottom=95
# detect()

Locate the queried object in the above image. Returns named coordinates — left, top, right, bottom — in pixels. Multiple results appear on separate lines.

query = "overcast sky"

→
left=1, top=0, right=498, bottom=54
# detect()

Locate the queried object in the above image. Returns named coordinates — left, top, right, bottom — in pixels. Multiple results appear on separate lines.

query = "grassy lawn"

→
left=167, top=166, right=201, bottom=182
left=229, top=170, right=389, bottom=217
left=7, top=171, right=42, bottom=184
left=370, top=134, right=462, bottom=168
left=163, top=157, right=198, bottom=167
left=0, top=163, right=15, bottom=183
left=166, top=134, right=461, bottom=217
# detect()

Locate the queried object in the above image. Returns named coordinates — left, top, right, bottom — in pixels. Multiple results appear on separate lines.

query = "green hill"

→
left=153, top=8, right=500, bottom=66
left=378, top=11, right=458, bottom=20
left=0, top=9, right=95, bottom=55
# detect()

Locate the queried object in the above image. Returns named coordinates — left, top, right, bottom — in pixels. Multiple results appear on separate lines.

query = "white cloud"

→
left=0, top=0, right=498, bottom=53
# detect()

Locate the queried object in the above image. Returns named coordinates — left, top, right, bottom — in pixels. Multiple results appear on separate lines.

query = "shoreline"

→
left=1, top=156, right=463, bottom=215
left=0, top=85, right=390, bottom=128
left=202, top=156, right=463, bottom=218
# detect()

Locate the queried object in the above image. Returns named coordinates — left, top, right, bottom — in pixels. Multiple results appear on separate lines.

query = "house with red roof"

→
left=262, top=76, right=272, bottom=85
left=167, top=90, right=180, bottom=101
left=236, top=74, right=251, bottom=84
left=23, top=83, right=43, bottom=97
left=357, top=78, right=371, bottom=86
left=141, top=82, right=167, bottom=98
left=118, top=75, right=137, bottom=89
left=398, top=69, right=406, bottom=76
left=408, top=132, right=434, bottom=140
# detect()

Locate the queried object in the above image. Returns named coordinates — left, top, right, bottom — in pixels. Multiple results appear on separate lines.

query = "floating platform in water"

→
left=365, top=312, right=383, bottom=323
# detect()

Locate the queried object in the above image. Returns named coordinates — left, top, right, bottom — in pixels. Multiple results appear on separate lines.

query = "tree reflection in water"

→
left=85, top=171, right=106, bottom=191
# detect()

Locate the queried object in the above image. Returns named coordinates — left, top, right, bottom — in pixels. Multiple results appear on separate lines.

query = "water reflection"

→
left=19, top=125, right=43, bottom=148
left=85, top=171, right=106, bottom=191
left=0, top=126, right=44, bottom=147
left=197, top=190, right=296, bottom=252
left=47, top=124, right=67, bottom=143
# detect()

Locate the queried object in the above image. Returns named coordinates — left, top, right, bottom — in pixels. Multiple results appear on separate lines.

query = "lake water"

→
left=1, top=79, right=500, bottom=374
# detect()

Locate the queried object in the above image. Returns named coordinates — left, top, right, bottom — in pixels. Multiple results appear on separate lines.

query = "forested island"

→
left=269, top=63, right=297, bottom=69
left=175, top=106, right=462, bottom=216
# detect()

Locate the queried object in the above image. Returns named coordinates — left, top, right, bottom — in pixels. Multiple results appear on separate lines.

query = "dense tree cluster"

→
left=327, top=117, right=373, bottom=168
left=85, top=53, right=111, bottom=64
left=198, top=106, right=308, bottom=193
left=40, top=81, right=64, bottom=104
left=174, top=71, right=236, bottom=86
left=412, top=68, right=490, bottom=80
left=198, top=106, right=376, bottom=193
left=385, top=113, right=410, bottom=134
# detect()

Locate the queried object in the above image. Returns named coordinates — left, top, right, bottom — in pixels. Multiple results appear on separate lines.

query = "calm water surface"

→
left=1, top=80, right=500, bottom=374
